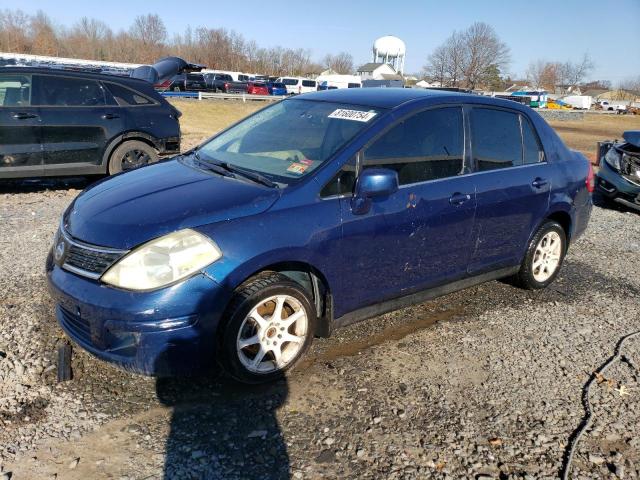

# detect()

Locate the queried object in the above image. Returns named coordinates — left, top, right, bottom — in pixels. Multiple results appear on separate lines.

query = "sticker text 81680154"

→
left=328, top=109, right=377, bottom=122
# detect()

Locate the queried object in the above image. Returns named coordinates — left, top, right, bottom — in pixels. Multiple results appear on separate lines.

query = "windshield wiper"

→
left=213, top=161, right=278, bottom=189
left=191, top=150, right=236, bottom=179
left=192, top=150, right=278, bottom=188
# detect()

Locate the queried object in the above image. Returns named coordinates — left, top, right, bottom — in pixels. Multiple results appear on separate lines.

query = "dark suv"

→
left=0, top=68, right=181, bottom=179
left=166, top=73, right=208, bottom=92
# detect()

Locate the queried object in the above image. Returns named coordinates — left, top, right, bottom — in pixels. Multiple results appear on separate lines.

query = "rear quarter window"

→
left=105, top=83, right=153, bottom=106
left=470, top=108, right=522, bottom=171
left=521, top=115, right=545, bottom=164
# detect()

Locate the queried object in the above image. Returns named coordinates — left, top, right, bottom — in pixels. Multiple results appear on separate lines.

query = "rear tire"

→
left=108, top=140, right=158, bottom=175
left=218, top=272, right=316, bottom=384
left=513, top=220, right=566, bottom=290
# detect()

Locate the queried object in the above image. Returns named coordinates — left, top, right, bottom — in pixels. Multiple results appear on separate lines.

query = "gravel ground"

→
left=0, top=180, right=639, bottom=480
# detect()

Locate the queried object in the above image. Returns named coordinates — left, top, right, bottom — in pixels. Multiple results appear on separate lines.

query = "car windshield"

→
left=195, top=99, right=384, bottom=185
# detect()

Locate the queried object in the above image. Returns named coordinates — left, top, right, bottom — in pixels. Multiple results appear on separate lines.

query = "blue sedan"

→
left=47, top=88, right=593, bottom=383
left=266, top=81, right=287, bottom=96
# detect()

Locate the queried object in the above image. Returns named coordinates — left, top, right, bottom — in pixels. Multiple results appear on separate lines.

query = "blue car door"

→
left=335, top=106, right=477, bottom=315
left=467, top=107, right=551, bottom=274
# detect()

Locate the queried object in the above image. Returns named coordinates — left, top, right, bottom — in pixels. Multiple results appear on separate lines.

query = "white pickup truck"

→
left=598, top=100, right=627, bottom=113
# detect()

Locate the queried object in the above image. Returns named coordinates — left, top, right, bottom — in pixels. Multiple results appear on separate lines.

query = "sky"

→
left=11, top=0, right=640, bottom=83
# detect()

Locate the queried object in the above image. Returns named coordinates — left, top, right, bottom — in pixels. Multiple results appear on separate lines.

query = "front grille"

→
left=59, top=229, right=128, bottom=280
left=64, top=245, right=123, bottom=276
left=58, top=306, right=91, bottom=344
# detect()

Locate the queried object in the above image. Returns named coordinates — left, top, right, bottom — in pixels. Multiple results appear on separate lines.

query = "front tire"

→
left=514, top=220, right=566, bottom=290
left=219, top=272, right=316, bottom=384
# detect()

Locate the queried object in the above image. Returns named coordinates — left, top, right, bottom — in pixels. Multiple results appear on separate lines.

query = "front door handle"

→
left=102, top=113, right=120, bottom=120
left=532, top=177, right=548, bottom=188
left=449, top=192, right=471, bottom=205
left=12, top=112, right=38, bottom=120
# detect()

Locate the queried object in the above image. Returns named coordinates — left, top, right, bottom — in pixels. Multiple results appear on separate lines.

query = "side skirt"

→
left=333, top=266, right=519, bottom=330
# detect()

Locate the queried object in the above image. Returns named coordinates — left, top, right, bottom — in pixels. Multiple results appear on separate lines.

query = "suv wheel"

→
left=219, top=272, right=316, bottom=384
left=514, top=220, right=566, bottom=289
left=108, top=140, right=159, bottom=174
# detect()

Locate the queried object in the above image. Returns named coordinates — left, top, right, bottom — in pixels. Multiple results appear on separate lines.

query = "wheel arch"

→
left=102, top=132, right=160, bottom=169
left=546, top=209, right=573, bottom=243
left=224, top=260, right=335, bottom=338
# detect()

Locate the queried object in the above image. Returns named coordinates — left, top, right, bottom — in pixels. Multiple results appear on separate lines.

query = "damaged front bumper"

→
left=596, top=142, right=640, bottom=212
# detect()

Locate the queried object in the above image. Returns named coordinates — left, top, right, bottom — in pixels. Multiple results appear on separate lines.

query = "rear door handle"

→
left=449, top=192, right=472, bottom=205
left=12, top=112, right=38, bottom=120
left=101, top=113, right=120, bottom=120
left=532, top=177, right=548, bottom=188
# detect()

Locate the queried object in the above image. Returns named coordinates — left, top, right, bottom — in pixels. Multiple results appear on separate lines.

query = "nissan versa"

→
left=47, top=89, right=593, bottom=384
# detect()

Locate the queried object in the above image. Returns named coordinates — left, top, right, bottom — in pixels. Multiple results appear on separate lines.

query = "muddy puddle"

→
left=296, top=306, right=463, bottom=371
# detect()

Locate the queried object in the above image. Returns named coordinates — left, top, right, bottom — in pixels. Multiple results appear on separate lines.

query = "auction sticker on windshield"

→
left=328, top=109, right=377, bottom=122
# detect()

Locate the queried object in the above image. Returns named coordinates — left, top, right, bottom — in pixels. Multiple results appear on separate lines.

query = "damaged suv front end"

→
left=596, top=131, right=640, bottom=212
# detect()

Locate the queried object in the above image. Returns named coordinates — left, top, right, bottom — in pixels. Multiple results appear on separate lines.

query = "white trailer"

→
left=316, top=74, right=362, bottom=90
left=562, top=95, right=592, bottom=110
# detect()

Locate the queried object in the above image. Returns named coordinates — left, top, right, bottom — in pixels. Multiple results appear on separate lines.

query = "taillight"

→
left=224, top=82, right=229, bottom=89
left=586, top=162, right=595, bottom=193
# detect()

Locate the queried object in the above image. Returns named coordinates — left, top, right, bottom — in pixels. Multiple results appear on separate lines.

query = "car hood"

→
left=63, top=158, right=280, bottom=249
left=623, top=131, right=640, bottom=148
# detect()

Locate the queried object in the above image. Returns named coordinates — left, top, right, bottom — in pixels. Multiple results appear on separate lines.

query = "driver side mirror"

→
left=351, top=168, right=399, bottom=215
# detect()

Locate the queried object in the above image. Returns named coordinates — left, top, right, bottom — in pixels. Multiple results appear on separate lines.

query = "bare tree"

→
left=461, top=22, right=510, bottom=89
left=423, top=22, right=509, bottom=89
left=129, top=14, right=167, bottom=63
left=564, top=53, right=594, bottom=87
left=323, top=52, right=354, bottom=74
left=0, top=9, right=32, bottom=53
left=0, top=8, right=342, bottom=77
left=30, top=10, right=60, bottom=56
left=423, top=44, right=447, bottom=85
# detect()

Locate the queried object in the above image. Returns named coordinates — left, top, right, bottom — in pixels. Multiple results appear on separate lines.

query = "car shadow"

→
left=155, top=355, right=291, bottom=479
left=0, top=176, right=102, bottom=193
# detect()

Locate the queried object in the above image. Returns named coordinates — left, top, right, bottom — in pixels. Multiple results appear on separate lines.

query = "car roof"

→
left=0, top=66, right=149, bottom=86
left=297, top=87, right=524, bottom=111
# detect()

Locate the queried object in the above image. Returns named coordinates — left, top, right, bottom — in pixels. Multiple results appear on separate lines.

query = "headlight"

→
left=101, top=229, right=221, bottom=290
left=604, top=147, right=621, bottom=171
left=622, top=153, right=640, bottom=180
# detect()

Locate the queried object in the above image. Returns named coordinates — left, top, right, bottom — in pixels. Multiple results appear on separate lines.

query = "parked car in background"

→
left=165, top=72, right=207, bottom=92
left=0, top=67, right=181, bottom=179
left=247, top=82, right=269, bottom=95
left=596, top=130, right=640, bottom=211
left=47, top=88, right=592, bottom=384
left=204, top=73, right=248, bottom=93
left=276, top=77, right=317, bottom=94
left=598, top=100, right=627, bottom=113
left=266, top=81, right=287, bottom=96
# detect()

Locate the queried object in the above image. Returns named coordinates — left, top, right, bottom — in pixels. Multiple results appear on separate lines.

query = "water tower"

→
left=372, top=35, right=406, bottom=74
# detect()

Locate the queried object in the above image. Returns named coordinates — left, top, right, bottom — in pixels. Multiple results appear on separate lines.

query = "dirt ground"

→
left=1, top=99, right=640, bottom=480
left=547, top=114, right=640, bottom=162
left=169, top=98, right=640, bottom=162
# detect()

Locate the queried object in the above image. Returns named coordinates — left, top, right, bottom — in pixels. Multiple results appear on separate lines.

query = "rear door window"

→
left=363, top=107, right=465, bottom=185
left=0, top=74, right=31, bottom=106
left=520, top=115, right=545, bottom=164
left=470, top=108, right=522, bottom=171
left=33, top=75, right=106, bottom=106
left=105, top=83, right=153, bottom=106
left=302, top=80, right=316, bottom=87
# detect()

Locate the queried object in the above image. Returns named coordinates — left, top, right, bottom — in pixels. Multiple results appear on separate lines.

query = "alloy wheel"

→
left=236, top=294, right=308, bottom=374
left=532, top=231, right=562, bottom=282
left=121, top=149, right=151, bottom=171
